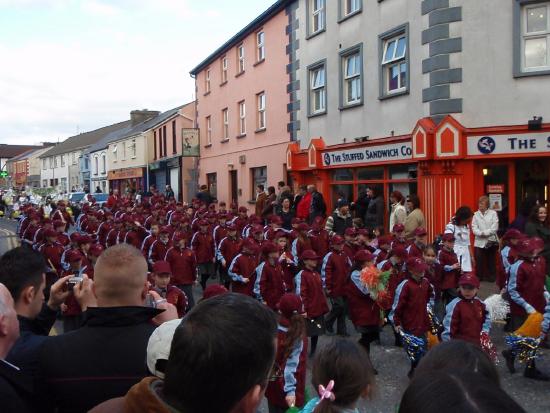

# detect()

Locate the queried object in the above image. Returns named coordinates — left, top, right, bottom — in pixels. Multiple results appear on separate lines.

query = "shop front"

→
left=107, top=167, right=146, bottom=195
left=149, top=156, right=182, bottom=201
left=287, top=115, right=550, bottom=240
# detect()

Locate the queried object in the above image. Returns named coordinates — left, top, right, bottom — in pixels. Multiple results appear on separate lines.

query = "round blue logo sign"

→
left=477, top=136, right=496, bottom=154
left=323, top=153, right=331, bottom=166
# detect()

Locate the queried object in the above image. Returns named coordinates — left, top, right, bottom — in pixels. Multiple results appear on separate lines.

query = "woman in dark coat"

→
left=364, top=187, right=384, bottom=230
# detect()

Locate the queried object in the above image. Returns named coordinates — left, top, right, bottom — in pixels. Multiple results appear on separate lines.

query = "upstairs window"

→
left=257, top=92, right=266, bottom=130
left=221, top=56, right=228, bottom=83
left=310, top=0, right=326, bottom=35
left=239, top=101, right=246, bottom=135
left=257, top=31, right=265, bottom=61
left=340, top=46, right=363, bottom=107
left=206, top=116, right=212, bottom=145
left=309, top=63, right=326, bottom=115
left=522, top=3, right=550, bottom=71
left=382, top=34, right=408, bottom=95
left=205, top=69, right=211, bottom=93
left=131, top=139, right=137, bottom=158
left=222, top=108, right=229, bottom=140
left=237, top=44, right=245, bottom=74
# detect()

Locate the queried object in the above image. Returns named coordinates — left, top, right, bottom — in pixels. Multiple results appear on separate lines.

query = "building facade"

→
left=190, top=1, right=293, bottom=208
left=286, top=0, right=550, bottom=237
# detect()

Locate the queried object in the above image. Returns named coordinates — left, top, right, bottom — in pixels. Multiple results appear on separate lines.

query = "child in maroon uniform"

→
left=60, top=250, right=86, bottom=333
left=148, top=226, right=173, bottom=265
left=254, top=241, right=286, bottom=311
left=228, top=239, right=259, bottom=296
left=407, top=227, right=428, bottom=259
left=216, top=223, right=242, bottom=289
left=423, top=245, right=444, bottom=320
left=391, top=224, right=409, bottom=249
left=390, top=257, right=434, bottom=378
left=291, top=223, right=312, bottom=265
left=191, top=220, right=215, bottom=290
left=374, top=235, right=392, bottom=264
left=149, top=260, right=188, bottom=317
left=438, top=233, right=461, bottom=307
left=275, top=231, right=296, bottom=291
left=295, top=250, right=329, bottom=357
left=266, top=294, right=308, bottom=413
left=164, top=234, right=198, bottom=310
left=308, top=217, right=330, bottom=258
left=343, top=227, right=358, bottom=261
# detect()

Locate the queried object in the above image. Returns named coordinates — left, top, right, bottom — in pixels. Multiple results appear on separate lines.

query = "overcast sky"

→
left=0, top=0, right=276, bottom=145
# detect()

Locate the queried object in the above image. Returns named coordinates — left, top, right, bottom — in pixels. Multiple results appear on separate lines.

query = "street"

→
left=0, top=219, right=549, bottom=412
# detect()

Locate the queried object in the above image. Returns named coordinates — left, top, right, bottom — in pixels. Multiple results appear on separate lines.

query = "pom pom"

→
left=360, top=266, right=392, bottom=305
left=427, top=305, right=442, bottom=336
left=505, top=334, right=541, bottom=363
left=427, top=332, right=440, bottom=350
left=400, top=331, right=427, bottom=363
left=480, top=332, right=499, bottom=364
left=514, top=312, right=543, bottom=338
left=484, top=294, right=510, bottom=322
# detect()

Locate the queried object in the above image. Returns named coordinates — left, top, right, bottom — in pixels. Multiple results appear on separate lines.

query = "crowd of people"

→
left=0, top=183, right=550, bottom=412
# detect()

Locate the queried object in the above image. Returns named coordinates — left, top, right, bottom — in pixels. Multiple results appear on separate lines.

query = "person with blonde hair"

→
left=472, top=195, right=499, bottom=282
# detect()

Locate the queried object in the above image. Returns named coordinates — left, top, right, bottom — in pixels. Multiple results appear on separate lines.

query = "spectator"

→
left=91, top=293, right=278, bottom=413
left=472, top=196, right=499, bottom=282
left=261, top=186, right=277, bottom=221
left=275, top=181, right=286, bottom=205
left=277, top=197, right=295, bottom=231
left=398, top=372, right=525, bottom=413
left=0, top=282, right=34, bottom=413
left=255, top=185, right=267, bottom=217
left=525, top=205, right=550, bottom=270
left=196, top=184, right=214, bottom=206
left=308, top=184, right=327, bottom=224
left=165, top=185, right=175, bottom=200
left=293, top=185, right=307, bottom=213
left=389, top=191, right=407, bottom=233
left=364, top=187, right=384, bottom=230
left=37, top=244, right=177, bottom=413
left=279, top=186, right=293, bottom=209
left=94, top=186, right=102, bottom=194
left=445, top=206, right=474, bottom=273
left=0, top=247, right=70, bottom=377
left=352, top=188, right=370, bottom=221
left=510, top=196, right=537, bottom=232
left=404, top=194, right=425, bottom=240
left=296, top=186, right=312, bottom=221
left=325, top=200, right=353, bottom=237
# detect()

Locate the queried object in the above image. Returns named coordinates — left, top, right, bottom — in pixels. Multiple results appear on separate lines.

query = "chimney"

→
left=130, top=109, right=160, bottom=126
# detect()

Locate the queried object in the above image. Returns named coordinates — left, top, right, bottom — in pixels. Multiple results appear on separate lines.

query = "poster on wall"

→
left=182, top=128, right=200, bottom=157
left=489, top=194, right=503, bottom=211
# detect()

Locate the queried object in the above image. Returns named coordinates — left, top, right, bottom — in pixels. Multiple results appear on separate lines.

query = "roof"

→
left=0, top=144, right=43, bottom=159
left=87, top=104, right=190, bottom=153
left=40, top=120, right=132, bottom=158
left=189, top=0, right=292, bottom=75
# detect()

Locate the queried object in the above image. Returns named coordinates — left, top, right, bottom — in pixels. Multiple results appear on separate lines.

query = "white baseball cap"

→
left=146, top=318, right=182, bottom=378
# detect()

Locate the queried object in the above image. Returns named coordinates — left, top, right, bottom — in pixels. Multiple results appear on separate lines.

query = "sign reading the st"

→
left=467, top=133, right=550, bottom=156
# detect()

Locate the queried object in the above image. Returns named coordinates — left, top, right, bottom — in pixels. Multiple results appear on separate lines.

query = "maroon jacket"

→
left=151, top=285, right=188, bottom=317
left=406, top=242, right=423, bottom=259
left=443, top=296, right=489, bottom=346
left=308, top=230, right=330, bottom=258
left=375, top=249, right=389, bottom=265
left=295, top=269, right=329, bottom=319
left=39, top=241, right=65, bottom=274
left=346, top=270, right=382, bottom=328
left=321, top=250, right=351, bottom=297
left=217, top=236, right=242, bottom=268
left=148, top=239, right=173, bottom=264
left=140, top=234, right=157, bottom=258
left=437, top=247, right=460, bottom=290
left=265, top=320, right=308, bottom=409
left=97, top=222, right=113, bottom=247
left=380, top=259, right=405, bottom=311
left=343, top=243, right=357, bottom=261
left=164, top=246, right=197, bottom=286
left=191, top=232, right=215, bottom=264
left=228, top=252, right=259, bottom=296
left=125, top=228, right=146, bottom=250
left=508, top=258, right=548, bottom=317
left=22, top=223, right=38, bottom=245
left=255, top=261, right=286, bottom=310
left=390, top=276, right=434, bottom=337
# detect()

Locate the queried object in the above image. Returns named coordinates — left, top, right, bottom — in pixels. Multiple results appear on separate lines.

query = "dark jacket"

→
left=196, top=190, right=213, bottom=205
left=364, top=195, right=384, bottom=230
left=353, top=193, right=370, bottom=221
left=37, top=306, right=161, bottom=413
left=7, top=304, right=57, bottom=377
left=308, top=191, right=326, bottom=223
left=443, top=296, right=490, bottom=346
left=0, top=359, right=34, bottom=413
left=390, top=276, right=434, bottom=337
left=525, top=221, right=550, bottom=266
left=261, top=193, right=277, bottom=219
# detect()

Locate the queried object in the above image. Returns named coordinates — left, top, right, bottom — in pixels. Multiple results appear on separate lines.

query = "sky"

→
left=0, top=0, right=277, bottom=145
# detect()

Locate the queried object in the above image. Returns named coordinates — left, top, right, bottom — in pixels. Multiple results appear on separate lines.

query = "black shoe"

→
left=502, top=350, right=516, bottom=374
left=524, top=366, right=550, bottom=381
left=373, top=368, right=378, bottom=375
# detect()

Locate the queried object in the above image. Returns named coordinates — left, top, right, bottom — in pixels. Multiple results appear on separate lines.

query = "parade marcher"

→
left=254, top=241, right=286, bottom=311
left=21, top=213, right=40, bottom=247
left=228, top=239, right=259, bottom=296
left=438, top=233, right=461, bottom=307
left=33, top=218, right=52, bottom=246
left=374, top=235, right=392, bottom=264
left=148, top=226, right=173, bottom=266
left=321, top=235, right=351, bottom=336
left=231, top=206, right=249, bottom=234
left=216, top=223, right=242, bottom=289
left=291, top=223, right=312, bottom=265
left=423, top=245, right=443, bottom=320
left=295, top=249, right=329, bottom=357
left=525, top=205, right=550, bottom=275
left=343, top=227, right=358, bottom=261
left=406, top=227, right=428, bottom=259
left=164, top=234, right=197, bottom=310
left=308, top=216, right=330, bottom=259
left=498, top=229, right=523, bottom=291
left=391, top=223, right=409, bottom=249
left=265, top=293, right=308, bottom=413
left=53, top=220, right=70, bottom=246
left=60, top=249, right=87, bottom=332
left=140, top=222, right=159, bottom=259
left=275, top=231, right=296, bottom=292
left=149, top=261, right=188, bottom=317
left=264, top=215, right=284, bottom=241
left=38, top=228, right=65, bottom=276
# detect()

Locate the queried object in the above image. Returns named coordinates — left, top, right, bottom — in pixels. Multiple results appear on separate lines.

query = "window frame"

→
left=205, top=68, right=211, bottom=94
left=378, top=23, right=410, bottom=100
left=60, top=154, right=65, bottom=167
left=172, top=121, right=177, bottom=154
left=101, top=153, right=106, bottom=174
left=308, top=59, right=327, bottom=117
left=338, top=0, right=362, bottom=22
left=339, top=43, right=364, bottom=110
left=256, top=31, right=265, bottom=62
left=238, top=101, right=246, bottom=136
left=222, top=108, right=229, bottom=141
left=131, top=138, right=137, bottom=158
left=514, top=1, right=550, bottom=76
left=256, top=92, right=266, bottom=131
left=237, top=44, right=245, bottom=74
left=42, top=158, right=46, bottom=170
left=205, top=116, right=212, bottom=145
left=94, top=156, right=99, bottom=176
left=221, top=55, right=228, bottom=84
left=307, top=0, right=326, bottom=38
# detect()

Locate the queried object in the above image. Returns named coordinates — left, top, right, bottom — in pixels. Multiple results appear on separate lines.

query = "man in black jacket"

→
left=37, top=244, right=176, bottom=413
left=308, top=184, right=327, bottom=224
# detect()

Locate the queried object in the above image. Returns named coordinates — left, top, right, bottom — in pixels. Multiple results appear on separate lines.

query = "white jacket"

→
left=389, top=203, right=407, bottom=232
left=472, top=209, right=499, bottom=248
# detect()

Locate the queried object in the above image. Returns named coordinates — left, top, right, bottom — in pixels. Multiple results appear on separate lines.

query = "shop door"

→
left=478, top=163, right=514, bottom=231
left=155, top=170, right=166, bottom=194
left=170, top=168, right=180, bottom=201
left=516, top=159, right=549, bottom=209
left=229, top=170, right=238, bottom=204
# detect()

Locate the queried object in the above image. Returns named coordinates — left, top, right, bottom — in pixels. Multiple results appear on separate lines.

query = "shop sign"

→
left=486, top=184, right=505, bottom=193
left=182, top=128, right=200, bottom=157
left=108, top=168, right=143, bottom=180
left=467, top=133, right=550, bottom=156
left=322, top=142, right=413, bottom=167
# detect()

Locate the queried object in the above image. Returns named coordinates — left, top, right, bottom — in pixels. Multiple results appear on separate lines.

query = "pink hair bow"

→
left=318, top=380, right=336, bottom=402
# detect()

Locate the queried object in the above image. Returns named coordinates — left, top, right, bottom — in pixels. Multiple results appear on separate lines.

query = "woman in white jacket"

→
left=472, top=195, right=499, bottom=282
left=445, top=206, right=474, bottom=273
left=389, top=191, right=407, bottom=233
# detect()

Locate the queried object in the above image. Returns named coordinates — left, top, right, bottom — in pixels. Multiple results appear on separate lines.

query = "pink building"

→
left=190, top=1, right=294, bottom=209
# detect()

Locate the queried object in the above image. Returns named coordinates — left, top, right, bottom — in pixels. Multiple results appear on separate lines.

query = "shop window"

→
left=357, top=167, right=384, bottom=181
left=390, top=164, right=417, bottom=180
left=207, top=172, right=217, bottom=199
left=331, top=184, right=354, bottom=207
left=332, top=168, right=354, bottom=181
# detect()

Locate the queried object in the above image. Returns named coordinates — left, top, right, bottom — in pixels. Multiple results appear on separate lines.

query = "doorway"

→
left=516, top=159, right=549, bottom=209
left=481, top=164, right=511, bottom=232
left=229, top=170, right=238, bottom=204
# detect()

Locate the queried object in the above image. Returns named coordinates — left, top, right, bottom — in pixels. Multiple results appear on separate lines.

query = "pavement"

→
left=1, top=218, right=549, bottom=412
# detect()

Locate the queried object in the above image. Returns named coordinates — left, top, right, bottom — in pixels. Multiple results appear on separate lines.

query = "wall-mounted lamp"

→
left=482, top=168, right=489, bottom=176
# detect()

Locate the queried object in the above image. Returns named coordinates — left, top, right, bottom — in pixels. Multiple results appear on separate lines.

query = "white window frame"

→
left=222, top=108, right=229, bottom=140
left=257, top=92, right=266, bottom=130
left=343, top=52, right=362, bottom=106
left=42, top=159, right=46, bottom=170
left=205, top=69, right=211, bottom=93
left=309, top=63, right=326, bottom=115
left=122, top=142, right=127, bottom=160
left=60, top=154, right=65, bottom=167
left=94, top=156, right=99, bottom=176
left=42, top=179, right=47, bottom=188
left=382, top=34, right=408, bottom=95
left=221, top=56, right=228, bottom=83
left=206, top=116, right=212, bottom=144
left=237, top=44, right=245, bottom=73
left=343, top=0, right=361, bottom=16
left=310, top=0, right=326, bottom=35
left=101, top=153, right=106, bottom=174
left=521, top=2, right=550, bottom=72
left=257, top=31, right=265, bottom=61
left=239, top=101, right=246, bottom=135
left=112, top=144, right=118, bottom=162
left=54, top=156, right=58, bottom=168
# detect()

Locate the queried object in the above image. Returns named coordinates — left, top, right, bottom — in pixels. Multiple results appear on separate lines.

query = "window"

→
left=522, top=2, right=550, bottom=72
left=101, top=154, right=106, bottom=174
left=72, top=152, right=76, bottom=165
left=49, top=157, right=53, bottom=168
left=251, top=166, right=267, bottom=198
left=94, top=156, right=99, bottom=176
left=340, top=45, right=363, bottom=108
left=341, top=0, right=361, bottom=18
left=122, top=142, right=127, bottom=160
left=131, top=139, right=137, bottom=158
left=42, top=159, right=46, bottom=170
left=112, top=144, right=118, bottom=161
left=206, top=172, right=217, bottom=199
left=163, top=126, right=167, bottom=157
left=379, top=24, right=410, bottom=98
left=84, top=156, right=89, bottom=170
left=257, top=92, right=266, bottom=130
left=237, top=44, right=245, bottom=74
left=309, top=0, right=326, bottom=35
left=205, top=69, right=211, bottom=93
left=172, top=121, right=177, bottom=154
left=309, top=62, right=326, bottom=115
left=206, top=116, right=212, bottom=144
left=154, top=131, right=157, bottom=159
left=54, top=156, right=58, bottom=168
left=238, top=101, right=246, bottom=135
left=60, top=155, right=65, bottom=167
left=221, top=56, right=228, bottom=83
left=257, top=31, right=265, bottom=61
left=222, top=108, right=229, bottom=140
left=42, top=179, right=47, bottom=188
